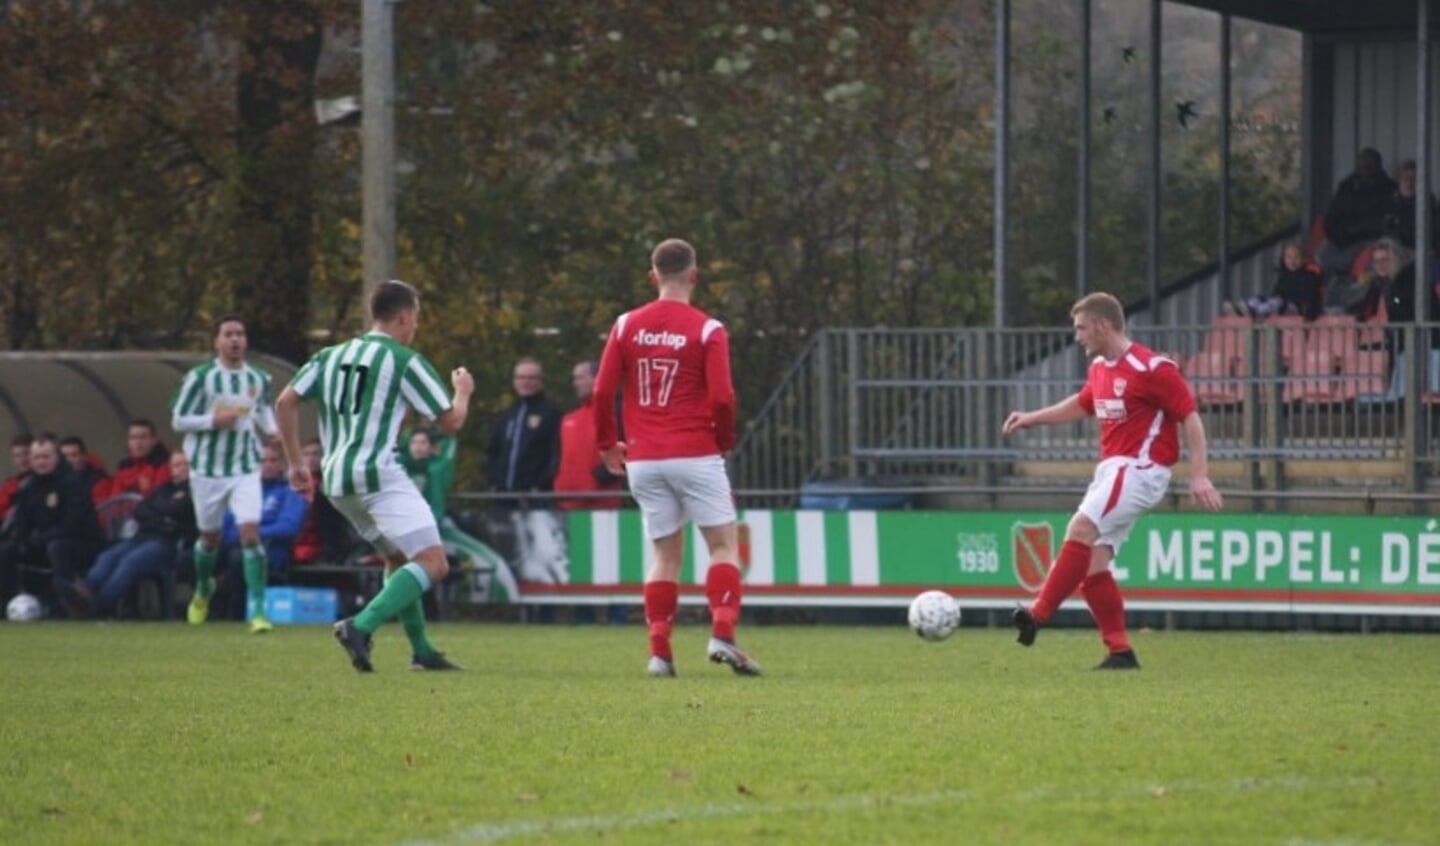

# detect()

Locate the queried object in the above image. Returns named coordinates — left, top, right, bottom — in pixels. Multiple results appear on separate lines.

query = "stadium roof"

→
left=0, top=352, right=310, bottom=466
left=1179, top=0, right=1440, bottom=36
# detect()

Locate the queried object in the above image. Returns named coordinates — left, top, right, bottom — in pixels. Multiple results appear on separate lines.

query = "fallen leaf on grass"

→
left=515, top=793, right=540, bottom=803
left=736, top=784, right=755, bottom=797
left=246, top=811, right=264, bottom=825
left=668, top=769, right=691, bottom=781
left=405, top=753, right=415, bottom=768
left=39, top=807, right=64, bottom=817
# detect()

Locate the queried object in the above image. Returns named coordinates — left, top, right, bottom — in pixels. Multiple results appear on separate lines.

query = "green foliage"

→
left=0, top=624, right=1437, bottom=845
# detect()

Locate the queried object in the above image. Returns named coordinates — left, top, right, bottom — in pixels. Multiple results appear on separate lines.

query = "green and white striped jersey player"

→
left=277, top=280, right=474, bottom=673
left=172, top=315, right=281, bottom=633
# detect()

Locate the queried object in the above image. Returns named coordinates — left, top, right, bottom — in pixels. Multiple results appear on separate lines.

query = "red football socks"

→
left=1030, top=539, right=1093, bottom=623
left=705, top=562, right=743, bottom=641
left=643, top=580, right=679, bottom=660
left=1082, top=570, right=1131, bottom=654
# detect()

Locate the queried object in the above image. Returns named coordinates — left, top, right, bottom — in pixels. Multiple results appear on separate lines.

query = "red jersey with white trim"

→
left=1075, top=342, right=1196, bottom=466
left=593, top=299, right=737, bottom=461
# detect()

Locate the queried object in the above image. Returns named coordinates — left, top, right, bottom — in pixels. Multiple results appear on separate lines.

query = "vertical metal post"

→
left=846, top=330, right=861, bottom=478
left=362, top=0, right=397, bottom=303
left=817, top=332, right=835, bottom=477
left=993, top=0, right=1011, bottom=328
left=1410, top=0, right=1434, bottom=497
left=1077, top=0, right=1092, bottom=298
left=1219, top=15, right=1233, bottom=303
left=1147, top=0, right=1163, bottom=315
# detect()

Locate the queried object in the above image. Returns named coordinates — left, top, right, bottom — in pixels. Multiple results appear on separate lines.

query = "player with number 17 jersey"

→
left=593, top=300, right=736, bottom=461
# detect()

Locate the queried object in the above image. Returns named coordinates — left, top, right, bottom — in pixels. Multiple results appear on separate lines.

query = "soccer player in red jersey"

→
left=1001, top=292, right=1223, bottom=669
left=593, top=238, right=760, bottom=678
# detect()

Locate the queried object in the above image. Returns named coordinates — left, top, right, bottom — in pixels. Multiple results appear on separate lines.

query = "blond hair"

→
left=1071, top=292, right=1125, bottom=332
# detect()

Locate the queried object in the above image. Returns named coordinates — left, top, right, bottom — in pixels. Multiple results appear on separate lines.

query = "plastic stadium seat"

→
left=1186, top=350, right=1243, bottom=406
left=1266, top=314, right=1307, bottom=371
left=1309, top=314, right=1358, bottom=370
left=1284, top=349, right=1340, bottom=404
left=1338, top=349, right=1390, bottom=402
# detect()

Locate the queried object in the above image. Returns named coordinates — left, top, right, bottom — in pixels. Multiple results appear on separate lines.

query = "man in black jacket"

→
left=0, top=434, right=105, bottom=614
left=1316, top=148, right=1397, bottom=283
left=485, top=357, right=561, bottom=507
left=75, top=451, right=196, bottom=617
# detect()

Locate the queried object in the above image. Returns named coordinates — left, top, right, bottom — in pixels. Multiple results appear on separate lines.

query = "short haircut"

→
left=410, top=428, right=435, bottom=444
left=213, top=314, right=245, bottom=336
left=651, top=238, right=696, bottom=279
left=302, top=436, right=322, bottom=448
left=1071, top=292, right=1126, bottom=333
left=128, top=419, right=157, bottom=435
left=58, top=436, right=86, bottom=452
left=371, top=279, right=420, bottom=322
left=32, top=432, right=59, bottom=447
left=10, top=433, right=33, bottom=449
left=575, top=359, right=598, bottom=377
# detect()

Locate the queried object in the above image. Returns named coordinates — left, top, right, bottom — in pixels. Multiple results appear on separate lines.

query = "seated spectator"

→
left=1322, top=261, right=1385, bottom=321
left=1382, top=160, right=1440, bottom=253
left=59, top=435, right=111, bottom=504
left=1316, top=148, right=1396, bottom=284
left=100, top=419, right=171, bottom=499
left=1379, top=239, right=1440, bottom=351
left=0, top=433, right=34, bottom=524
left=291, top=437, right=358, bottom=565
left=401, top=428, right=453, bottom=523
left=75, top=451, right=196, bottom=618
left=213, top=444, right=307, bottom=620
left=1245, top=241, right=1324, bottom=320
left=0, top=434, right=105, bottom=615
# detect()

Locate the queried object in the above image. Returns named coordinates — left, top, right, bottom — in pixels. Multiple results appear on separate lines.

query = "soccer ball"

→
left=6, top=592, right=42, bottom=622
left=907, top=590, right=961, bottom=641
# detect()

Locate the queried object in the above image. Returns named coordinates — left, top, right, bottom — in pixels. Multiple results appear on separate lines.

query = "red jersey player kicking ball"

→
left=593, top=238, right=760, bottom=678
left=1001, top=292, right=1223, bottom=669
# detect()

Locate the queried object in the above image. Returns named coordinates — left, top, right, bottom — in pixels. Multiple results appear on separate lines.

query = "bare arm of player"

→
left=1001, top=394, right=1088, bottom=436
left=434, top=367, right=474, bottom=436
left=1180, top=412, right=1223, bottom=511
left=275, top=386, right=311, bottom=494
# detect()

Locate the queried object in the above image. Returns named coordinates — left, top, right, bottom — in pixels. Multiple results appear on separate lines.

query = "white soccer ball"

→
left=908, top=590, right=961, bottom=641
left=6, top=593, right=42, bottom=622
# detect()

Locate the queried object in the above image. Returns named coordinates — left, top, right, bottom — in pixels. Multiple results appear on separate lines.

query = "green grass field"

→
left=1, top=621, right=1437, bottom=846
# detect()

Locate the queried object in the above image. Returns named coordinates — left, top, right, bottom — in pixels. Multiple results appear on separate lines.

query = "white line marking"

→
left=395, top=775, right=1400, bottom=846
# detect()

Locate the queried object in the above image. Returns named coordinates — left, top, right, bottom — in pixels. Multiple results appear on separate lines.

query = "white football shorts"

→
left=190, top=472, right=263, bottom=533
left=329, top=467, right=442, bottom=559
left=1076, top=456, right=1172, bottom=553
left=626, top=454, right=737, bottom=540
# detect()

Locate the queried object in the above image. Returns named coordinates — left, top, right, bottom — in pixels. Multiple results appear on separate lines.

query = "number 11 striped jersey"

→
left=289, top=331, right=452, bottom=496
left=171, top=360, right=277, bottom=478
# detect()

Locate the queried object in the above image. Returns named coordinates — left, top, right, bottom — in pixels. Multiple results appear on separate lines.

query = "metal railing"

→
left=730, top=321, right=1440, bottom=499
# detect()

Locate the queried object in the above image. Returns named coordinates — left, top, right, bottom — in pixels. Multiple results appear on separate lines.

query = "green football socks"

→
left=242, top=545, right=267, bottom=615
left=193, top=541, right=218, bottom=599
left=387, top=570, right=438, bottom=659
left=354, top=562, right=429, bottom=635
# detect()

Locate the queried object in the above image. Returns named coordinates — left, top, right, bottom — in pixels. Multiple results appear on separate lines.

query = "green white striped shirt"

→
left=290, top=331, right=452, bottom=496
left=171, top=360, right=277, bottom=477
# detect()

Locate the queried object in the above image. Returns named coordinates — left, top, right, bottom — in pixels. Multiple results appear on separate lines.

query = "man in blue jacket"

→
left=217, top=444, right=307, bottom=620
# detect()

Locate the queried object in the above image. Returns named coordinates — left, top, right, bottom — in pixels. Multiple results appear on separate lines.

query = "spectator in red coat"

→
left=101, top=419, right=172, bottom=500
left=0, top=433, right=34, bottom=524
left=554, top=360, right=624, bottom=510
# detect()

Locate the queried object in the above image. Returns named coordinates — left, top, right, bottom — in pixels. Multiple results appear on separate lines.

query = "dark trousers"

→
left=0, top=538, right=101, bottom=612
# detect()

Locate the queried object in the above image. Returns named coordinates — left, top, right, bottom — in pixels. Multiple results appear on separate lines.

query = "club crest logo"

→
left=1113, top=377, right=1128, bottom=397
left=1011, top=521, right=1053, bottom=593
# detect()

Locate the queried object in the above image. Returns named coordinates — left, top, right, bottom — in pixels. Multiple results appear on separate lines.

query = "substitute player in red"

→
left=593, top=238, right=760, bottom=678
left=1001, top=292, right=1223, bottom=669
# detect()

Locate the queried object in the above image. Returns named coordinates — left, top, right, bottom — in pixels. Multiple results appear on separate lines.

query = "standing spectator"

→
left=59, top=436, right=111, bottom=504
left=214, top=444, right=307, bottom=621
left=0, top=433, right=33, bottom=524
left=171, top=315, right=279, bottom=634
left=1383, top=160, right=1440, bottom=252
left=76, top=451, right=196, bottom=618
left=1377, top=239, right=1440, bottom=400
left=1316, top=148, right=1396, bottom=284
left=102, top=419, right=172, bottom=500
left=1002, top=293, right=1223, bottom=669
left=1244, top=241, right=1324, bottom=320
left=593, top=238, right=758, bottom=677
left=0, top=434, right=105, bottom=614
left=554, top=360, right=624, bottom=510
left=485, top=358, right=562, bottom=506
